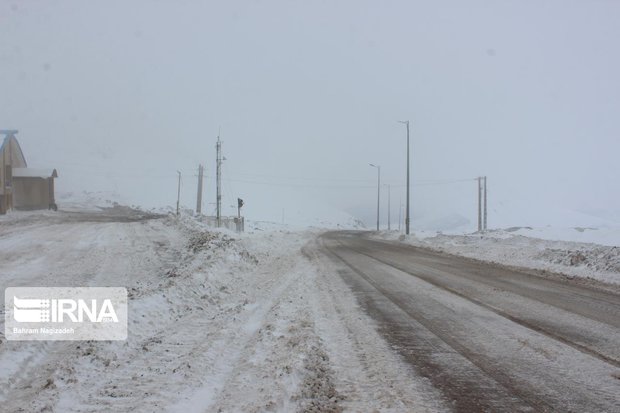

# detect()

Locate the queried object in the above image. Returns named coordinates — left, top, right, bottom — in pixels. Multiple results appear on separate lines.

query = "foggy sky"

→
left=1, top=1, right=619, bottom=229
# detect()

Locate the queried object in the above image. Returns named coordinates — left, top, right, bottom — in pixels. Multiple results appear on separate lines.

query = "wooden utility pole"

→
left=176, top=171, right=181, bottom=216
left=196, top=164, right=204, bottom=215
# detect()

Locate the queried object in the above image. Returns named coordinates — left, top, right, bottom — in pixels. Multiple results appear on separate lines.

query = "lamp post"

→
left=398, top=198, right=403, bottom=232
left=369, top=163, right=381, bottom=231
left=385, top=184, right=391, bottom=231
left=398, top=120, right=410, bottom=235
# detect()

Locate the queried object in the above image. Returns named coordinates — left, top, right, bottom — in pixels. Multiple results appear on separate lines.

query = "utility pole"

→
left=398, top=197, right=402, bottom=232
left=196, top=164, right=204, bottom=215
left=477, top=176, right=482, bottom=232
left=398, top=120, right=411, bottom=235
left=483, top=176, right=488, bottom=231
left=387, top=184, right=391, bottom=231
left=216, top=136, right=222, bottom=227
left=369, top=164, right=381, bottom=231
left=176, top=171, right=181, bottom=216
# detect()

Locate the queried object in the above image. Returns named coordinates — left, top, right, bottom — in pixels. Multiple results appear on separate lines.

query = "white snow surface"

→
left=375, top=227, right=620, bottom=285
left=0, top=208, right=444, bottom=412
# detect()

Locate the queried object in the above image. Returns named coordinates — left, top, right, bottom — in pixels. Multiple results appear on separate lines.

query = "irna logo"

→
left=13, top=296, right=118, bottom=323
left=5, top=287, right=128, bottom=341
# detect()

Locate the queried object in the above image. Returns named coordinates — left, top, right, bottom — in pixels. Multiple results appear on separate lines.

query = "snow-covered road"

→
left=2, top=210, right=619, bottom=412
left=0, top=210, right=447, bottom=412
left=320, top=231, right=620, bottom=412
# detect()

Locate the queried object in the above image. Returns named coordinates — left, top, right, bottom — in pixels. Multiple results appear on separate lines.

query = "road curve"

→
left=317, top=231, right=620, bottom=412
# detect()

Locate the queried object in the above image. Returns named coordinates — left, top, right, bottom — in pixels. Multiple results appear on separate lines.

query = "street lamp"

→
left=398, top=198, right=403, bottom=232
left=369, top=163, right=381, bottom=231
left=398, top=120, right=410, bottom=235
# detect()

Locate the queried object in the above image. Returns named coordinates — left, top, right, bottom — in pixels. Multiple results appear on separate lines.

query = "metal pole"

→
left=399, top=120, right=411, bottom=235
left=387, top=184, right=391, bottom=231
left=216, top=137, right=222, bottom=227
left=196, top=164, right=203, bottom=215
left=483, top=176, right=488, bottom=231
left=477, top=177, right=482, bottom=232
left=406, top=121, right=410, bottom=234
left=176, top=171, right=181, bottom=216
left=398, top=197, right=402, bottom=232
left=376, top=166, right=381, bottom=231
left=369, top=164, right=381, bottom=231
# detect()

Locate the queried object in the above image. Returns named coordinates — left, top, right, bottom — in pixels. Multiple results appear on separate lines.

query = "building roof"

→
left=0, top=133, right=28, bottom=168
left=13, top=168, right=58, bottom=178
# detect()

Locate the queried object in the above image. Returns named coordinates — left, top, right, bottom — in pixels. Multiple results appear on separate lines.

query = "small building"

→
left=12, top=168, right=58, bottom=211
left=0, top=131, right=58, bottom=214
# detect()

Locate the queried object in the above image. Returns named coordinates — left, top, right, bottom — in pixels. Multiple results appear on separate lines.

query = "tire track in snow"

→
left=302, top=239, right=449, bottom=412
left=322, top=233, right=620, bottom=412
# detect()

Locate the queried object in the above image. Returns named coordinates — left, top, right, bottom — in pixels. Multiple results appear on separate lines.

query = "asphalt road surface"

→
left=318, top=231, right=620, bottom=413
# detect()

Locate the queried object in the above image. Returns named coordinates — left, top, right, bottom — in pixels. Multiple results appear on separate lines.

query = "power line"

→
left=220, top=176, right=477, bottom=189
left=231, top=171, right=376, bottom=183
left=55, top=161, right=479, bottom=191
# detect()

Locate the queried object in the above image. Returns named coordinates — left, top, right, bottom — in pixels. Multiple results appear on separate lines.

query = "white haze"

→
left=1, top=1, right=619, bottom=230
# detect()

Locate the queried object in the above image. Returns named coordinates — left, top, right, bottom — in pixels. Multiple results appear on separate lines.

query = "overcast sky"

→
left=1, top=1, right=619, bottom=229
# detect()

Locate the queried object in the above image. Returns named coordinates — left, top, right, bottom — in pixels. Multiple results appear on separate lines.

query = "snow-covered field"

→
left=374, top=228, right=620, bottom=286
left=0, top=208, right=444, bottom=412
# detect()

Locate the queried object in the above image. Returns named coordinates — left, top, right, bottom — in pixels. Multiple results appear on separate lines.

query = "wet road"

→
left=318, top=231, right=620, bottom=412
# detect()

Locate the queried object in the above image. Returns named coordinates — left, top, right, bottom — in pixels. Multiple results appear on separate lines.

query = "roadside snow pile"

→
left=510, top=226, right=620, bottom=247
left=187, top=228, right=236, bottom=253
left=0, top=210, right=323, bottom=412
left=376, top=230, right=620, bottom=285
left=536, top=246, right=620, bottom=274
